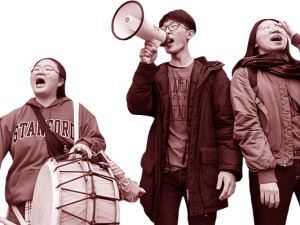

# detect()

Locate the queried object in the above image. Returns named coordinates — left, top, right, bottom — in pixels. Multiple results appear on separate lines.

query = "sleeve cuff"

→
left=135, top=62, right=158, bottom=81
left=291, top=33, right=300, bottom=47
left=138, top=62, right=157, bottom=72
left=220, top=169, right=239, bottom=180
left=257, top=169, right=277, bottom=184
left=76, top=140, right=90, bottom=148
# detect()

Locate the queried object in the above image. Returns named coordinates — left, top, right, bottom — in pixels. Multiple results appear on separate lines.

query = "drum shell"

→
left=31, top=158, right=120, bottom=225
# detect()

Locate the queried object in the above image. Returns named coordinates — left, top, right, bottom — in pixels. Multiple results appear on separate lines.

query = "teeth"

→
left=271, top=35, right=282, bottom=41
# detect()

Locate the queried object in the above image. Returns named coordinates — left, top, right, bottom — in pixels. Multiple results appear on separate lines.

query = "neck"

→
left=35, top=96, right=57, bottom=107
left=169, top=47, right=193, bottom=67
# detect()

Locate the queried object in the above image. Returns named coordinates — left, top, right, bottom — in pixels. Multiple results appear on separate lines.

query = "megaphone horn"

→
left=111, top=1, right=171, bottom=47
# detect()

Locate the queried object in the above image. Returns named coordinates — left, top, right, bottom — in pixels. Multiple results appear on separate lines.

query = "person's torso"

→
left=257, top=70, right=300, bottom=165
left=165, top=61, right=194, bottom=172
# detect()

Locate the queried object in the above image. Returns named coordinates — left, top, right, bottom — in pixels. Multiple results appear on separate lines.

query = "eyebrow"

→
left=262, top=22, right=279, bottom=27
left=35, top=64, right=55, bottom=68
left=162, top=21, right=177, bottom=26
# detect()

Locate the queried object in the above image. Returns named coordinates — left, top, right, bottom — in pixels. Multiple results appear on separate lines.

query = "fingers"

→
left=217, top=172, right=236, bottom=201
left=133, top=187, right=146, bottom=203
left=266, top=190, right=280, bottom=209
left=69, top=144, right=92, bottom=159
left=269, top=193, right=275, bottom=208
left=260, top=182, right=280, bottom=208
left=140, top=48, right=154, bottom=59
left=282, top=21, right=290, bottom=29
left=138, top=188, right=146, bottom=197
left=139, top=41, right=158, bottom=64
left=277, top=20, right=296, bottom=39
left=219, top=181, right=235, bottom=201
left=274, top=191, right=280, bottom=208
left=260, top=190, right=265, bottom=205
left=144, top=40, right=157, bottom=49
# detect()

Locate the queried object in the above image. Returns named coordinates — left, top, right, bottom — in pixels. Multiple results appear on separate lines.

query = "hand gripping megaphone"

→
left=111, top=1, right=171, bottom=52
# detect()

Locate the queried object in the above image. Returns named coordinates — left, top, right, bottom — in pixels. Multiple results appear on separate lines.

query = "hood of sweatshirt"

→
left=25, top=97, right=72, bottom=108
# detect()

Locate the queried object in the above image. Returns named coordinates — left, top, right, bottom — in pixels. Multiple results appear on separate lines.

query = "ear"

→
left=58, top=78, right=64, bottom=87
left=187, top=30, right=195, bottom=40
left=255, top=42, right=258, bottom=48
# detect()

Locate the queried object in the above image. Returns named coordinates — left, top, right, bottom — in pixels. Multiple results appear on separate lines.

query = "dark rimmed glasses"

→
left=30, top=65, right=60, bottom=75
left=160, top=23, right=190, bottom=32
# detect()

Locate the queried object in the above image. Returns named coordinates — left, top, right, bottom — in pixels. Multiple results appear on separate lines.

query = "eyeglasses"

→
left=260, top=25, right=286, bottom=33
left=160, top=23, right=190, bottom=32
left=30, top=65, right=60, bottom=75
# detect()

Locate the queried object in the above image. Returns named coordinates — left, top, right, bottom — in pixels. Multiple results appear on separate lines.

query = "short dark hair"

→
left=34, top=58, right=67, bottom=98
left=232, top=18, right=297, bottom=74
left=159, top=9, right=196, bottom=33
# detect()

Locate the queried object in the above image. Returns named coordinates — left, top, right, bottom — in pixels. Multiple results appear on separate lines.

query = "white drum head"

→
left=31, top=159, right=60, bottom=225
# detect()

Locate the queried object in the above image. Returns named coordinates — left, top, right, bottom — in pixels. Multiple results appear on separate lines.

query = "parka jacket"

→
left=230, top=68, right=300, bottom=184
left=127, top=57, right=242, bottom=222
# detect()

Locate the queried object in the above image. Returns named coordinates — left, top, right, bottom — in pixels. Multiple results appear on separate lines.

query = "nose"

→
left=165, top=27, right=172, bottom=34
left=37, top=68, right=45, bottom=75
left=37, top=67, right=44, bottom=74
left=272, top=26, right=283, bottom=33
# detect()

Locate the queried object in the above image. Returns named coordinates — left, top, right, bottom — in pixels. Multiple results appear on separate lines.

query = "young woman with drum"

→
left=230, top=20, right=300, bottom=225
left=0, top=58, right=144, bottom=225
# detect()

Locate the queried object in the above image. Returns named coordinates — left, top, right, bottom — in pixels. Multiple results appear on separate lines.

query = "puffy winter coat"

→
left=127, top=57, right=242, bottom=221
left=231, top=68, right=300, bottom=184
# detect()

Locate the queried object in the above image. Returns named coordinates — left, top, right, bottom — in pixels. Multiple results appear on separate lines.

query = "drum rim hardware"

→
left=55, top=157, right=121, bottom=225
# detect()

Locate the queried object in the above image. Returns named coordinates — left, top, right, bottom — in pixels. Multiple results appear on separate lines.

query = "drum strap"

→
left=73, top=101, right=79, bottom=143
left=11, top=201, right=32, bottom=225
left=30, top=105, right=73, bottom=156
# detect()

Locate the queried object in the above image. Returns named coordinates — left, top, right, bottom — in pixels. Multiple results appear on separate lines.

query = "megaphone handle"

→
left=142, top=39, right=160, bottom=64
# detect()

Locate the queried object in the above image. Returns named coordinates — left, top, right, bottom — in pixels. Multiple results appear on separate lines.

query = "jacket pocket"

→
left=140, top=153, right=156, bottom=221
left=199, top=147, right=222, bottom=209
left=255, top=97, right=270, bottom=135
left=199, top=147, right=218, bottom=164
left=141, top=153, right=155, bottom=175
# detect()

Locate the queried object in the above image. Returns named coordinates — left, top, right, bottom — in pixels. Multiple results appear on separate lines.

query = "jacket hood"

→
left=25, top=97, right=72, bottom=108
left=195, top=56, right=224, bottom=70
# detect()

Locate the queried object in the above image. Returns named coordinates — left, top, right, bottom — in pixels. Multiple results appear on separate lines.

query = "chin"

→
left=164, top=47, right=178, bottom=55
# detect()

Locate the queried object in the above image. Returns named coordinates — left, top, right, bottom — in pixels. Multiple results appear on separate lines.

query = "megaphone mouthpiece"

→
left=160, top=35, right=172, bottom=47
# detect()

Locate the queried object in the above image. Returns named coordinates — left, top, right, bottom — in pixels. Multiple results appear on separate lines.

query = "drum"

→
left=31, top=158, right=120, bottom=225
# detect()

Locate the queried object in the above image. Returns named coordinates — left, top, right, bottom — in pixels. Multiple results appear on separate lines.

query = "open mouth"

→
left=271, top=35, right=282, bottom=42
left=168, top=38, right=174, bottom=45
left=36, top=78, right=45, bottom=86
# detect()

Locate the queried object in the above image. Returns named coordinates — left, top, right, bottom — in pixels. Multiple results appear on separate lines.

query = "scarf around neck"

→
left=234, top=52, right=300, bottom=77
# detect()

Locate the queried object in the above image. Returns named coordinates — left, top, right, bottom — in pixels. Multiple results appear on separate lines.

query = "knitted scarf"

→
left=234, top=52, right=300, bottom=77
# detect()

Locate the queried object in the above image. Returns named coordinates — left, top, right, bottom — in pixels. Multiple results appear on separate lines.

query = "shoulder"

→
left=0, top=104, right=27, bottom=127
left=232, top=67, right=248, bottom=80
left=231, top=67, right=252, bottom=90
left=77, top=103, right=96, bottom=121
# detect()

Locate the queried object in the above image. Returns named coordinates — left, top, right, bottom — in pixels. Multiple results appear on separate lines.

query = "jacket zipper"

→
left=284, top=89, right=300, bottom=166
left=154, top=79, right=163, bottom=202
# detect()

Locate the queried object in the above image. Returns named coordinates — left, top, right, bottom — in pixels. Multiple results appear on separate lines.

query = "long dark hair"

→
left=232, top=19, right=297, bottom=74
left=33, top=58, right=66, bottom=98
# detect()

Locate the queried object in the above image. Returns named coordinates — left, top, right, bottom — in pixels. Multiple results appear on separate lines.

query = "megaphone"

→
left=111, top=1, right=170, bottom=49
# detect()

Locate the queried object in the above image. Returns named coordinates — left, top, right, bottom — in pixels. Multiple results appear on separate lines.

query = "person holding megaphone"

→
left=126, top=9, right=243, bottom=225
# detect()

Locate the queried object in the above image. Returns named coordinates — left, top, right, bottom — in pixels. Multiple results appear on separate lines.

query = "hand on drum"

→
left=69, top=143, right=93, bottom=159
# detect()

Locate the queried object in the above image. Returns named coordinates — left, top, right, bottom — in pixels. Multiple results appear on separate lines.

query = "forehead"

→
left=258, top=20, right=279, bottom=28
left=35, top=59, right=58, bottom=69
left=162, top=20, right=179, bottom=26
